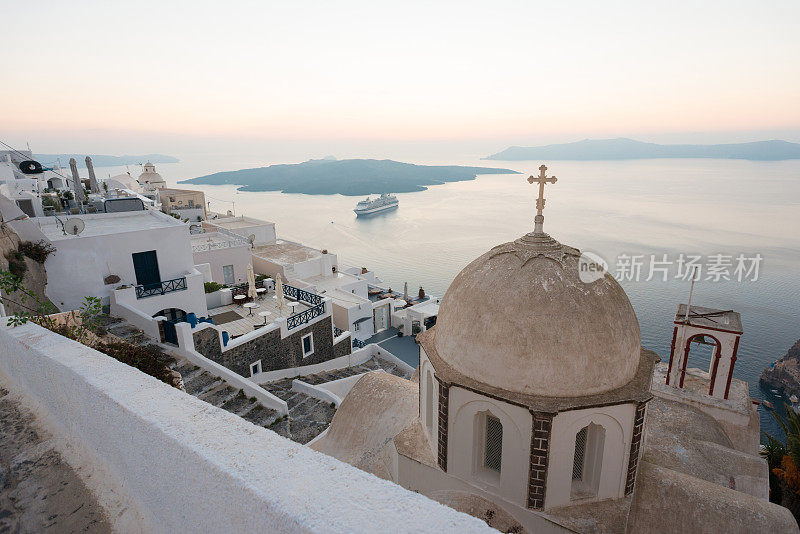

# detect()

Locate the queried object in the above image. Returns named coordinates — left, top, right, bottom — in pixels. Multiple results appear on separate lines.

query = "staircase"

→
left=169, top=359, right=291, bottom=438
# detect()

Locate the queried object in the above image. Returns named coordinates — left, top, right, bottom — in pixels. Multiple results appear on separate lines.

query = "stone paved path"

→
left=0, top=387, right=111, bottom=534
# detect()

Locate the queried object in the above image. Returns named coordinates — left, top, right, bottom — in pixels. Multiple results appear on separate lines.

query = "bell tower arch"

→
left=666, top=305, right=742, bottom=399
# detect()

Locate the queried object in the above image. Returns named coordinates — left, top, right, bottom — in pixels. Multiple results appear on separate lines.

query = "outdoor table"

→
left=243, top=302, right=259, bottom=316
left=256, top=287, right=267, bottom=299
left=258, top=310, right=272, bottom=325
left=233, top=295, right=246, bottom=306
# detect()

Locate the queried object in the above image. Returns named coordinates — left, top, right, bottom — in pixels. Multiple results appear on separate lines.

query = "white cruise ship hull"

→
left=354, top=203, right=398, bottom=216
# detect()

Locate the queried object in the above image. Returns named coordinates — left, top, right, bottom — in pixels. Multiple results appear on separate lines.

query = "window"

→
left=222, top=265, right=235, bottom=285
left=571, top=423, right=605, bottom=500
left=249, top=360, right=262, bottom=376
left=353, top=321, right=360, bottom=332
left=301, top=333, right=314, bottom=357
left=572, top=427, right=587, bottom=480
left=484, top=415, right=503, bottom=472
left=425, top=372, right=434, bottom=433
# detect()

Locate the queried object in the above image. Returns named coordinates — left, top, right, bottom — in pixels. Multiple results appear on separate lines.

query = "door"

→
left=374, top=304, right=388, bottom=332
left=222, top=264, right=235, bottom=285
left=16, top=199, right=35, bottom=218
left=162, top=320, right=178, bottom=345
left=132, top=251, right=161, bottom=288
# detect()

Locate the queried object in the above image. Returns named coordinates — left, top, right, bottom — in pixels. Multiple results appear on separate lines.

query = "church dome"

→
left=430, top=229, right=641, bottom=399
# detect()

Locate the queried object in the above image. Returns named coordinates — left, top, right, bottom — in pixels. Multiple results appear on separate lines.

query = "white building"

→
left=0, top=150, right=71, bottom=218
left=299, top=270, right=376, bottom=340
left=204, top=215, right=276, bottom=245
left=251, top=239, right=338, bottom=281
left=191, top=230, right=252, bottom=285
left=137, top=162, right=167, bottom=192
left=22, top=210, right=207, bottom=325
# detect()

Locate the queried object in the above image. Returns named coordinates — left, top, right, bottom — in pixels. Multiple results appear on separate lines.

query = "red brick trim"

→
left=527, top=412, right=553, bottom=510
left=437, top=381, right=450, bottom=471
left=673, top=320, right=742, bottom=335
left=625, top=402, right=647, bottom=495
left=708, top=341, right=723, bottom=395
left=666, top=326, right=678, bottom=385
left=724, top=335, right=741, bottom=399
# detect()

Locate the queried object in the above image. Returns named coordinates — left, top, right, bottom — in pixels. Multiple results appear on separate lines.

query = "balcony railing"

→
left=283, top=283, right=324, bottom=306
left=135, top=277, right=187, bottom=299
left=333, top=326, right=345, bottom=337
left=287, top=302, right=326, bottom=330
left=352, top=338, right=368, bottom=349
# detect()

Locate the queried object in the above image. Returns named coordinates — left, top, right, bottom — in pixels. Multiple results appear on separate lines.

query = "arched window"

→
left=571, top=423, right=605, bottom=500
left=484, top=414, right=503, bottom=473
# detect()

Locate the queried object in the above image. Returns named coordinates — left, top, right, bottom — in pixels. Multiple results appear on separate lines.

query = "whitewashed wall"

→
left=0, top=321, right=494, bottom=534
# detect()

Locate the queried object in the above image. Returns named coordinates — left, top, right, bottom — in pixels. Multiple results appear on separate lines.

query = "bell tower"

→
left=666, top=305, right=743, bottom=399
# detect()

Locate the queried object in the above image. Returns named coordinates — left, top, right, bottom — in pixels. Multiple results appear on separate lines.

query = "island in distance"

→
left=180, top=158, right=520, bottom=196
left=485, top=138, right=800, bottom=161
left=34, top=153, right=179, bottom=167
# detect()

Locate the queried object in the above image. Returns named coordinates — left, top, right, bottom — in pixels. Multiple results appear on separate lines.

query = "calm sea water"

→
left=96, top=155, right=800, bottom=438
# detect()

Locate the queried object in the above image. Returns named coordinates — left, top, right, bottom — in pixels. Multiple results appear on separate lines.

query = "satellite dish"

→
left=19, top=160, right=43, bottom=174
left=64, top=218, right=85, bottom=236
left=248, top=234, right=256, bottom=244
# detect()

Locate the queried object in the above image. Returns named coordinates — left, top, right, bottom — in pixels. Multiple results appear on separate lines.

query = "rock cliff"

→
left=760, top=339, right=800, bottom=397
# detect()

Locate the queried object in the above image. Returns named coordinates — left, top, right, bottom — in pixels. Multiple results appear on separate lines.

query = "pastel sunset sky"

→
left=2, top=0, right=799, bottom=157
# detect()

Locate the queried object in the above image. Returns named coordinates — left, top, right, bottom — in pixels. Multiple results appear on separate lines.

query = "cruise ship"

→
left=353, top=193, right=398, bottom=216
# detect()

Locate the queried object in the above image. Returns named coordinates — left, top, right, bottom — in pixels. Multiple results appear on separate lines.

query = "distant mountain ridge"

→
left=180, top=158, right=520, bottom=196
left=485, top=138, right=800, bottom=161
left=34, top=153, right=179, bottom=167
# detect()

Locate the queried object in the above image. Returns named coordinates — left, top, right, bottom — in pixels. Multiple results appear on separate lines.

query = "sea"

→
left=92, top=154, right=800, bottom=439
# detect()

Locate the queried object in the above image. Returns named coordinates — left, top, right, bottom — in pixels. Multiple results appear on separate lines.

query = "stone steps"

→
left=169, top=360, right=283, bottom=437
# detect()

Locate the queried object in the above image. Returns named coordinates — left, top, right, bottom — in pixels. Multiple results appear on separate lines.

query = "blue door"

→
left=132, top=251, right=161, bottom=289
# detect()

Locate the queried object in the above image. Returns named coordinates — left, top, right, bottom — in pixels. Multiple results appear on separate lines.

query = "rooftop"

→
left=33, top=210, right=183, bottom=241
left=674, top=304, right=743, bottom=333
left=207, top=215, right=274, bottom=231
left=252, top=239, right=323, bottom=264
left=190, top=231, right=248, bottom=252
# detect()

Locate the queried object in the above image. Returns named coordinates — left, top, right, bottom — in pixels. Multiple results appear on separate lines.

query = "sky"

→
left=2, top=0, right=799, bottom=159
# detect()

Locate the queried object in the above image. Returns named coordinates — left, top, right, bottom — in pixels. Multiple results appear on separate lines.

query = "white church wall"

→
left=546, top=403, right=635, bottom=509
left=0, top=321, right=495, bottom=534
left=447, top=387, right=532, bottom=509
left=419, top=352, right=438, bottom=454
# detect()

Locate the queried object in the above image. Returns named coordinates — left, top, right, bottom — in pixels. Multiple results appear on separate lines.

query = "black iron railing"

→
left=230, top=279, right=267, bottom=298
left=287, top=302, right=325, bottom=330
left=135, top=277, right=187, bottom=299
left=352, top=338, right=367, bottom=349
left=333, top=326, right=344, bottom=337
left=283, top=283, right=323, bottom=306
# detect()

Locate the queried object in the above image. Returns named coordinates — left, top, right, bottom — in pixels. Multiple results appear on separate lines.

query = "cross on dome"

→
left=527, top=164, right=557, bottom=234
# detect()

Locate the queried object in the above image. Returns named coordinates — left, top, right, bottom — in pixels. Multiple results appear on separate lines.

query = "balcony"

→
left=286, top=302, right=326, bottom=330
left=135, top=277, right=187, bottom=299
left=283, top=283, right=324, bottom=306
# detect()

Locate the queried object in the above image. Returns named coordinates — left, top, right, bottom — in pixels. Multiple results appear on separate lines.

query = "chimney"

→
left=85, top=156, right=100, bottom=193
left=69, top=158, right=86, bottom=202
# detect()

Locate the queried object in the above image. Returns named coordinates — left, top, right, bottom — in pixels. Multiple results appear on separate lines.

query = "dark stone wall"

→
left=192, top=316, right=347, bottom=377
left=437, top=381, right=450, bottom=471
left=333, top=334, right=352, bottom=359
left=625, top=402, right=647, bottom=495
left=527, top=412, right=553, bottom=510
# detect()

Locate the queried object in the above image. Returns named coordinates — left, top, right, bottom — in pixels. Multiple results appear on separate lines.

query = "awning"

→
left=354, top=316, right=372, bottom=325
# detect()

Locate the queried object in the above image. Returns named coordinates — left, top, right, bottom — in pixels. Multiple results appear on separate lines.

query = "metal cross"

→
left=527, top=164, right=557, bottom=233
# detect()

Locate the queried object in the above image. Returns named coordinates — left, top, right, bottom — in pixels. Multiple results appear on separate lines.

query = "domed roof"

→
left=429, top=231, right=641, bottom=398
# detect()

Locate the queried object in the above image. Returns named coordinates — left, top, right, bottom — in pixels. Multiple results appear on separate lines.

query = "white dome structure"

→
left=138, top=162, right=166, bottom=189
left=432, top=231, right=641, bottom=398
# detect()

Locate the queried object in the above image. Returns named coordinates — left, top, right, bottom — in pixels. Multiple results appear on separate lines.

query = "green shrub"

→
left=255, top=274, right=269, bottom=282
left=18, top=240, right=56, bottom=263
left=204, top=281, right=224, bottom=293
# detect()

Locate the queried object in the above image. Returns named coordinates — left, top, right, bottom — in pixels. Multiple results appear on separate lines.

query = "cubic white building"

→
left=23, top=210, right=207, bottom=324
left=191, top=230, right=252, bottom=286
